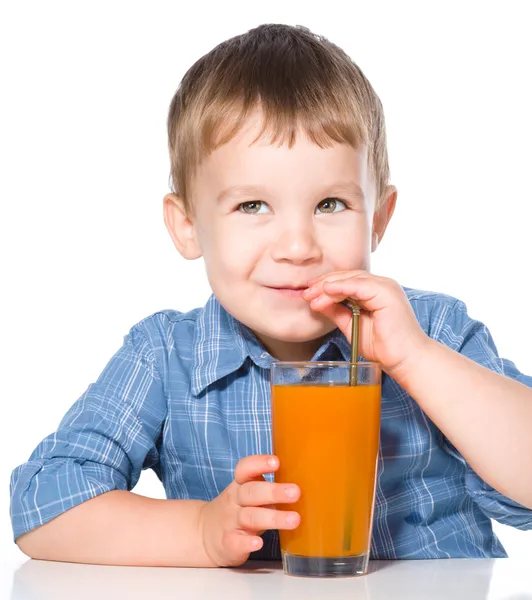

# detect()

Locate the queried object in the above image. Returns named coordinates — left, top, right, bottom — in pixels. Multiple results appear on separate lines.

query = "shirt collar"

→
left=190, top=295, right=352, bottom=396
left=314, top=327, right=352, bottom=362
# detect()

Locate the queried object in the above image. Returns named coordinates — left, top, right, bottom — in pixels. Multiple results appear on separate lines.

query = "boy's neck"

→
left=255, top=333, right=326, bottom=362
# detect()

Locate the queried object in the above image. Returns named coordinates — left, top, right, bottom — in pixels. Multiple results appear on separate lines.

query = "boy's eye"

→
left=238, top=201, right=271, bottom=214
left=316, top=198, right=347, bottom=214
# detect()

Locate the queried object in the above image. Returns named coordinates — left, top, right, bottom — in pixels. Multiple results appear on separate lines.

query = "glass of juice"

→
left=271, top=361, right=381, bottom=578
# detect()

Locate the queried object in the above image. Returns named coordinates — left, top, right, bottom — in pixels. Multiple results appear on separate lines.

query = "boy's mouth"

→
left=265, top=285, right=308, bottom=299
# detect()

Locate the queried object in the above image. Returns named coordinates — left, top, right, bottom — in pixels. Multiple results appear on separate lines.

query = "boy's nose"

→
left=271, top=224, right=322, bottom=265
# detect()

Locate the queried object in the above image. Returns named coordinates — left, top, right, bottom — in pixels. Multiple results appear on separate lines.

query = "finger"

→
left=234, top=455, right=279, bottom=485
left=237, top=507, right=300, bottom=532
left=307, top=270, right=360, bottom=286
left=307, top=270, right=368, bottom=288
left=309, top=291, right=353, bottom=311
left=318, top=304, right=356, bottom=339
left=304, top=273, right=370, bottom=301
left=310, top=277, right=384, bottom=313
left=237, top=481, right=300, bottom=507
left=223, top=530, right=264, bottom=561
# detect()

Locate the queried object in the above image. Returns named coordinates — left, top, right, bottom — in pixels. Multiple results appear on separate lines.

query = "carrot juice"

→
left=271, top=382, right=381, bottom=559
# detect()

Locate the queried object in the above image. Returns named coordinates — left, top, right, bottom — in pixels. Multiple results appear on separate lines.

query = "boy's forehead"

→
left=201, top=128, right=369, bottom=188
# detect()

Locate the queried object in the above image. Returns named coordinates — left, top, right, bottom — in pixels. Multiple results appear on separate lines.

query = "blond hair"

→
left=167, top=24, right=389, bottom=210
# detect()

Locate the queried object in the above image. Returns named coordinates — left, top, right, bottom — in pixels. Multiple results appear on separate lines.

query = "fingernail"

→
left=251, top=537, right=261, bottom=549
left=285, top=513, right=299, bottom=526
left=268, top=457, right=279, bottom=468
left=284, top=486, right=298, bottom=499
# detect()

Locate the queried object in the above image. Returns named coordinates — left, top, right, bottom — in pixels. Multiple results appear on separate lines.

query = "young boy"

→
left=10, top=23, right=532, bottom=568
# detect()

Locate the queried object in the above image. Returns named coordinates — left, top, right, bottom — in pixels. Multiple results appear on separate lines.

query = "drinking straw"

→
left=340, top=299, right=360, bottom=553
left=341, top=299, right=360, bottom=386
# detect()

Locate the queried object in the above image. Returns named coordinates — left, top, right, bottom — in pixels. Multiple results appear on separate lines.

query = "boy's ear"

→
left=372, top=185, right=397, bottom=252
left=163, top=193, right=202, bottom=260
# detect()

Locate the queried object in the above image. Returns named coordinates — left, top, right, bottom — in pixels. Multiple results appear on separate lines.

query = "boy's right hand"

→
left=198, top=455, right=300, bottom=567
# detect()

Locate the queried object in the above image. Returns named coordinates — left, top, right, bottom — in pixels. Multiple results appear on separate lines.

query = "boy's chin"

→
left=253, top=317, right=336, bottom=345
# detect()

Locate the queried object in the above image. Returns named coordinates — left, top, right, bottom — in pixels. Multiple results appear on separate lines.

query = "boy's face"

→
left=165, top=114, right=396, bottom=359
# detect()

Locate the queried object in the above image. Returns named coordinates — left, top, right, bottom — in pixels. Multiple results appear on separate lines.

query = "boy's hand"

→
left=199, top=455, right=300, bottom=567
left=303, top=270, right=430, bottom=376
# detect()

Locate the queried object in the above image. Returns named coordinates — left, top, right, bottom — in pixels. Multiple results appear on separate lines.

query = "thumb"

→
left=319, top=304, right=356, bottom=342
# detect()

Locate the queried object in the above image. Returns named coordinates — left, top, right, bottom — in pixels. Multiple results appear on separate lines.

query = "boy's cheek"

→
left=320, top=227, right=372, bottom=268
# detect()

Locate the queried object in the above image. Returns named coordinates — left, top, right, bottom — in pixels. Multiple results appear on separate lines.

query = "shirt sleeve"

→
left=9, top=324, right=167, bottom=542
left=438, top=299, right=532, bottom=530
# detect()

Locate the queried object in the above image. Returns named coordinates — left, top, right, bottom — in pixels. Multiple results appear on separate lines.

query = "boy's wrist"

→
left=197, top=499, right=223, bottom=568
left=385, top=334, right=437, bottom=388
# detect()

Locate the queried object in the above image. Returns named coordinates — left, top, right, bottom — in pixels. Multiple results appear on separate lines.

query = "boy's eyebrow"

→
left=217, top=182, right=366, bottom=203
left=216, top=185, right=269, bottom=203
left=324, top=181, right=366, bottom=201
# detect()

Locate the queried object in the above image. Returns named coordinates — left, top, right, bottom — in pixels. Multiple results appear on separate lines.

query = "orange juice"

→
left=271, top=383, right=380, bottom=558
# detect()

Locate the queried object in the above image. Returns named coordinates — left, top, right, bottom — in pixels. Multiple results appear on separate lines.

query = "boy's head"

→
left=164, top=24, right=397, bottom=359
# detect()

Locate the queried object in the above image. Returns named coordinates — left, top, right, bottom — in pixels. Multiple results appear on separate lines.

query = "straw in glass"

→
left=340, top=298, right=360, bottom=553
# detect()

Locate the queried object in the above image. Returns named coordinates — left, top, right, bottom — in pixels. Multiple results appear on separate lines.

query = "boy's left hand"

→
left=303, top=271, right=430, bottom=376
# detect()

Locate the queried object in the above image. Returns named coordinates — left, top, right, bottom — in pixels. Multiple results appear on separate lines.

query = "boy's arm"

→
left=16, top=491, right=214, bottom=567
left=393, top=333, right=532, bottom=511
left=18, top=456, right=301, bottom=568
left=10, top=323, right=167, bottom=549
left=304, top=272, right=532, bottom=512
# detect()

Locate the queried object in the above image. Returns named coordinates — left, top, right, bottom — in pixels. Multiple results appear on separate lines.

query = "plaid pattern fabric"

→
left=10, top=289, right=532, bottom=558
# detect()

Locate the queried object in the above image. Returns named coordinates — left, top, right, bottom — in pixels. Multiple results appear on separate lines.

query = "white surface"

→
left=2, top=558, right=532, bottom=600
left=1, top=0, right=532, bottom=563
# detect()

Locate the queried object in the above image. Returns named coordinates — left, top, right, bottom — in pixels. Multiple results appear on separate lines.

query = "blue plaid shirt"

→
left=10, top=289, right=532, bottom=558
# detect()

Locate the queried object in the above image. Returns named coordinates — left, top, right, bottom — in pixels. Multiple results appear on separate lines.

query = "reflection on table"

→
left=8, top=556, right=532, bottom=600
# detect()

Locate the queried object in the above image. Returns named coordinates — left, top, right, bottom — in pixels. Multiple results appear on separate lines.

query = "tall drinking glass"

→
left=271, top=361, right=381, bottom=578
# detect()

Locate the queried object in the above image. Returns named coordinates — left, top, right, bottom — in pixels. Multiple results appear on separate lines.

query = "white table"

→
left=3, top=557, right=532, bottom=599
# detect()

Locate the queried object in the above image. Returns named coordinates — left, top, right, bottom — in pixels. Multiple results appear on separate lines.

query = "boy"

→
left=10, top=23, right=532, bottom=567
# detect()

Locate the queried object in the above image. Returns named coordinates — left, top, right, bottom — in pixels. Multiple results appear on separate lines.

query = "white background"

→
left=1, top=0, right=531, bottom=579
